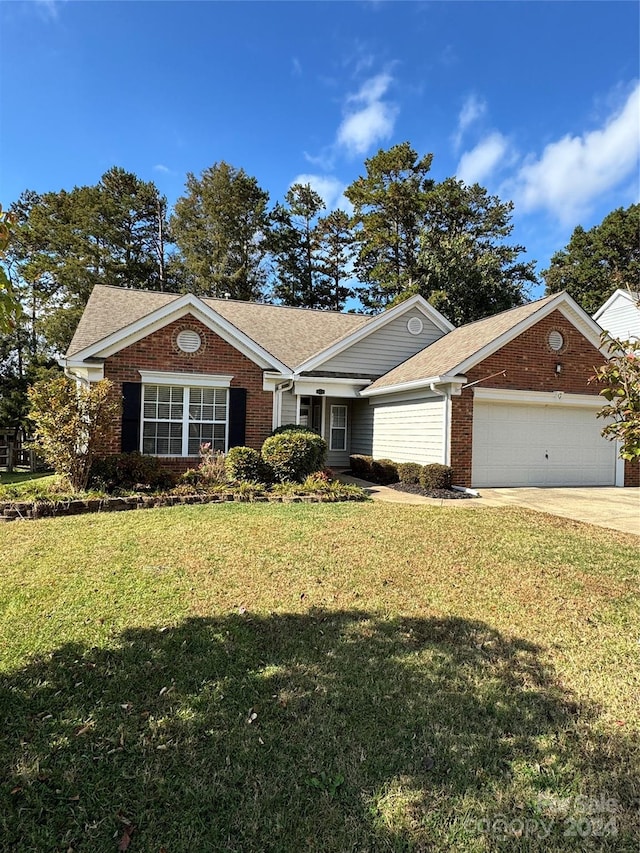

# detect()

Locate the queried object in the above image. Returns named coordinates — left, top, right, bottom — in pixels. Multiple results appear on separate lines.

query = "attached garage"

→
left=471, top=390, right=617, bottom=487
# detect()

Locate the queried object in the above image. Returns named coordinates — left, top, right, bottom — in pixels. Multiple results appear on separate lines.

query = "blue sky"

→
left=1, top=1, right=638, bottom=300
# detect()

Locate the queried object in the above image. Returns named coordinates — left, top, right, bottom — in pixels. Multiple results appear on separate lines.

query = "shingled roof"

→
left=66, top=285, right=371, bottom=369
left=365, top=294, right=561, bottom=392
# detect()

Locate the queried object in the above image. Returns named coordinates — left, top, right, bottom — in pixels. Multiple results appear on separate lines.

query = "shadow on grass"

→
left=1, top=612, right=636, bottom=852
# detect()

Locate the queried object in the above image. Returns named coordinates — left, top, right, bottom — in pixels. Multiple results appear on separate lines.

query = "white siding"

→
left=371, top=396, right=445, bottom=464
left=319, top=312, right=445, bottom=376
left=350, top=399, right=374, bottom=456
left=280, top=389, right=297, bottom=426
left=596, top=295, right=640, bottom=341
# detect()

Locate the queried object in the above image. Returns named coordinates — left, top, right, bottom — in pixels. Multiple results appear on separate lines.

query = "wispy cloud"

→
left=35, top=0, right=62, bottom=19
left=457, top=132, right=510, bottom=185
left=154, top=164, right=171, bottom=174
left=513, top=82, right=640, bottom=223
left=453, top=94, right=486, bottom=150
left=336, top=73, right=398, bottom=156
left=292, top=174, right=353, bottom=214
left=291, top=57, right=302, bottom=77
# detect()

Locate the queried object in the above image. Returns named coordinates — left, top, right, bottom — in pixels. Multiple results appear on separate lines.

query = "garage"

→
left=471, top=392, right=617, bottom=487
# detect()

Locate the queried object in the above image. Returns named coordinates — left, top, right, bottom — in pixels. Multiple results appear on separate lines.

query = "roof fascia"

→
left=294, top=294, right=455, bottom=374
left=360, top=374, right=466, bottom=398
left=453, top=293, right=608, bottom=378
left=64, top=294, right=289, bottom=372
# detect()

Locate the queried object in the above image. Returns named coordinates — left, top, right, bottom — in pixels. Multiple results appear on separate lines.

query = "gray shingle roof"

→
left=365, top=294, right=560, bottom=391
left=66, top=284, right=371, bottom=369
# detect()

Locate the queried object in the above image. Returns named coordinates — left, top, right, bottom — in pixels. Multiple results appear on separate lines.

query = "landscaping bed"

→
left=386, top=482, right=475, bottom=499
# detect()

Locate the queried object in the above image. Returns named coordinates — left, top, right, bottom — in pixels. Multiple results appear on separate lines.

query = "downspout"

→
left=273, top=379, right=293, bottom=430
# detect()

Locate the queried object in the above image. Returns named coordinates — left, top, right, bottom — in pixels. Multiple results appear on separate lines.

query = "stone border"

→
left=0, top=491, right=366, bottom=522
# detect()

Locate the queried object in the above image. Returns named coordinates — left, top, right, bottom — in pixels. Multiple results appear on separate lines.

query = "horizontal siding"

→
left=319, top=312, right=445, bottom=376
left=597, top=299, right=640, bottom=341
left=371, top=397, right=444, bottom=464
left=350, top=399, right=374, bottom=456
left=280, top=390, right=297, bottom=426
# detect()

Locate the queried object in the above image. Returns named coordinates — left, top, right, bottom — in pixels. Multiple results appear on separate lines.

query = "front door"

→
left=299, top=395, right=323, bottom=434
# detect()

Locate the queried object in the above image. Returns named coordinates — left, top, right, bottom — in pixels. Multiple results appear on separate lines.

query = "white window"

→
left=330, top=404, right=347, bottom=452
left=142, top=385, right=228, bottom=456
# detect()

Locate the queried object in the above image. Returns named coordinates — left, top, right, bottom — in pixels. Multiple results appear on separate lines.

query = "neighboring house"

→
left=63, top=285, right=639, bottom=488
left=593, top=288, right=640, bottom=343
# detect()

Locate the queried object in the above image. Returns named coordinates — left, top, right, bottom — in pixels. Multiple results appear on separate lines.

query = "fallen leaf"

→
left=118, top=825, right=133, bottom=851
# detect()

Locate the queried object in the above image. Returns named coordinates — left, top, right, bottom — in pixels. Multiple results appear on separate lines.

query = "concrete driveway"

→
left=476, top=487, right=640, bottom=536
left=335, top=471, right=640, bottom=535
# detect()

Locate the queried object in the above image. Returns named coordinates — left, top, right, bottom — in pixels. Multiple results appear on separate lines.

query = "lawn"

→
left=0, top=502, right=638, bottom=852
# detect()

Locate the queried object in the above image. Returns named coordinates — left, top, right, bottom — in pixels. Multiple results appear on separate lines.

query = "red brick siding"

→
left=102, top=314, right=273, bottom=469
left=449, top=310, right=632, bottom=485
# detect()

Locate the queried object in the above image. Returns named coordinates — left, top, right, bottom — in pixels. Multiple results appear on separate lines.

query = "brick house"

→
left=62, top=285, right=638, bottom=487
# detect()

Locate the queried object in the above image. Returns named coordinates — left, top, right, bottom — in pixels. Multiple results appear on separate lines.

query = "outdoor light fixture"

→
left=555, top=363, right=562, bottom=374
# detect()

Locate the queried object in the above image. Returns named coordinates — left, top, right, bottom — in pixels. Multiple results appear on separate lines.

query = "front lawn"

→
left=0, top=503, right=638, bottom=851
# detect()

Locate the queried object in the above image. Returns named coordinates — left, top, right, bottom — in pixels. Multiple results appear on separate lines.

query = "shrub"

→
left=197, top=443, right=227, bottom=484
left=270, top=423, right=319, bottom=437
left=371, top=458, right=399, bottom=485
left=349, top=454, right=373, bottom=479
left=419, top=463, right=453, bottom=490
left=225, top=446, right=266, bottom=483
left=261, top=430, right=327, bottom=482
left=88, top=452, right=175, bottom=493
left=397, top=462, right=424, bottom=485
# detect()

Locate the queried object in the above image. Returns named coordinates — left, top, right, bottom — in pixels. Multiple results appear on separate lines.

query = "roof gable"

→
left=363, top=292, right=606, bottom=396
left=593, top=288, right=640, bottom=321
left=65, top=285, right=371, bottom=371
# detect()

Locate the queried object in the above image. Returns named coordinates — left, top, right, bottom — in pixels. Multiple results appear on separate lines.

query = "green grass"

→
left=1, top=503, right=638, bottom=852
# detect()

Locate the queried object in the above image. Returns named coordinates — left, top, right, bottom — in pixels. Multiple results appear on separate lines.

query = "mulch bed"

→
left=386, top=482, right=476, bottom=500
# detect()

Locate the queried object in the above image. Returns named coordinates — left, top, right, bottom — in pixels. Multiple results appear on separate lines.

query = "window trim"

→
left=329, top=404, right=348, bottom=452
left=138, top=370, right=233, bottom=388
left=140, top=382, right=230, bottom=457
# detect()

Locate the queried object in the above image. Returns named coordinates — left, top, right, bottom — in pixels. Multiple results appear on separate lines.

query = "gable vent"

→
left=548, top=330, right=564, bottom=352
left=407, top=316, right=424, bottom=336
left=176, top=329, right=202, bottom=353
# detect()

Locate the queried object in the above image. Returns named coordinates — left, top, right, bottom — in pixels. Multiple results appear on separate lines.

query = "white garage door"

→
left=472, top=400, right=617, bottom=487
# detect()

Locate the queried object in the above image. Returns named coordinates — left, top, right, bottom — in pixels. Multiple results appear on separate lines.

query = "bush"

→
left=88, top=452, right=175, bottom=493
left=419, top=463, right=453, bottom=490
left=349, top=454, right=373, bottom=479
left=261, top=430, right=327, bottom=482
left=225, top=446, right=267, bottom=483
left=371, top=458, right=399, bottom=485
left=270, top=423, right=319, bottom=437
left=197, top=443, right=227, bottom=484
left=397, top=462, right=424, bottom=485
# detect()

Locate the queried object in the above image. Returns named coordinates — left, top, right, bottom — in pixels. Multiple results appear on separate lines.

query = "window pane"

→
left=331, top=428, right=346, bottom=451
left=331, top=406, right=346, bottom=428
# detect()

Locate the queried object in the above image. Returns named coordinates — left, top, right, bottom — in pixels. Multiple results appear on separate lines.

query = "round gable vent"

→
left=547, top=330, right=564, bottom=352
left=407, top=316, right=424, bottom=336
left=176, top=329, right=202, bottom=353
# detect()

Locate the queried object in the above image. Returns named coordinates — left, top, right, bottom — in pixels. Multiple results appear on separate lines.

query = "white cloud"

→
left=457, top=132, right=510, bottom=185
left=453, top=94, right=486, bottom=149
left=336, top=73, right=398, bottom=155
left=154, top=164, right=170, bottom=174
left=292, top=57, right=302, bottom=77
left=514, top=83, right=640, bottom=223
left=291, top=174, right=352, bottom=214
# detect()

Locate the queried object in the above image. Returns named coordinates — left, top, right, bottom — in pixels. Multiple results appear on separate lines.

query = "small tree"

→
left=28, top=376, right=119, bottom=491
left=592, top=336, right=640, bottom=461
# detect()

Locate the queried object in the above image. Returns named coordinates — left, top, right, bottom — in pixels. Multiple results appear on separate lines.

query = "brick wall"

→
left=449, top=310, right=637, bottom=486
left=102, top=314, right=274, bottom=470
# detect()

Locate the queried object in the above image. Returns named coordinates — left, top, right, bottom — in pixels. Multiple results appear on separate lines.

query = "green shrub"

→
left=261, top=430, right=327, bottom=482
left=270, top=423, right=319, bottom=437
left=88, top=452, right=175, bottom=493
left=419, top=463, right=453, bottom=490
left=349, top=454, right=373, bottom=479
left=397, top=462, right=424, bottom=485
left=370, top=458, right=399, bottom=485
left=225, top=446, right=266, bottom=482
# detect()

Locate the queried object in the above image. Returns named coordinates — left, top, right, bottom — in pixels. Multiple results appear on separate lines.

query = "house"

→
left=63, top=285, right=639, bottom=488
left=593, top=288, right=640, bottom=342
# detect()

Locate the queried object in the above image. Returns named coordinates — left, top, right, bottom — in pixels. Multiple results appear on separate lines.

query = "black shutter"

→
left=121, top=382, right=142, bottom=453
left=228, top=387, right=247, bottom=448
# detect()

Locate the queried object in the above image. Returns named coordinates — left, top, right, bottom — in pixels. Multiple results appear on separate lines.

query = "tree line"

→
left=1, top=140, right=638, bottom=435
